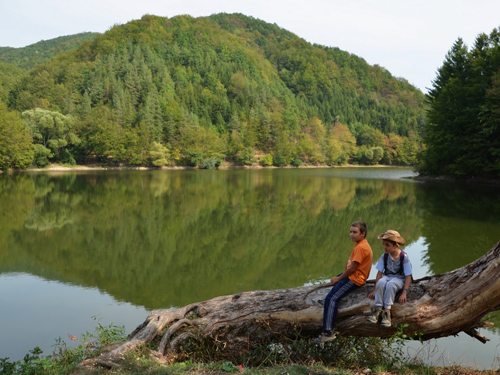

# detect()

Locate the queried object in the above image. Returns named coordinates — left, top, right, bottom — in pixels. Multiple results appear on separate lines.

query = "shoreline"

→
left=4, top=164, right=499, bottom=187
left=412, top=174, right=500, bottom=186
left=2, top=163, right=409, bottom=173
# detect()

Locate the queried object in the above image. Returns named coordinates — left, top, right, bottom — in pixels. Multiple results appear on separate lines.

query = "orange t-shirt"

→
left=347, top=238, right=373, bottom=286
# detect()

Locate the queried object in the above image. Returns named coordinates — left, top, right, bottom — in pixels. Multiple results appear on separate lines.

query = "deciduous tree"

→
left=0, top=103, right=34, bottom=169
left=21, top=108, right=80, bottom=166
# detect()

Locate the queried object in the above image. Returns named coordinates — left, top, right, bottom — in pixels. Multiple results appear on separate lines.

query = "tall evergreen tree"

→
left=420, top=29, right=500, bottom=177
left=423, top=39, right=471, bottom=175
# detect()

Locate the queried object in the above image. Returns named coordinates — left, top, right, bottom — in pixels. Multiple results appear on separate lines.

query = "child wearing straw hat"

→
left=366, top=230, right=412, bottom=327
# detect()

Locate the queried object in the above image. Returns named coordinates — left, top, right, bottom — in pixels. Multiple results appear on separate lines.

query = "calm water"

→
left=1, top=168, right=500, bottom=368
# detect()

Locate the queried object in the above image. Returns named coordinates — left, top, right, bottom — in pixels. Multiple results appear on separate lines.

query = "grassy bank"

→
left=71, top=359, right=496, bottom=375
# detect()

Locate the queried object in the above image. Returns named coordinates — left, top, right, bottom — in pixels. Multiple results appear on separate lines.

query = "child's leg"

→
left=382, top=277, right=405, bottom=310
left=374, top=275, right=389, bottom=308
left=323, top=278, right=359, bottom=332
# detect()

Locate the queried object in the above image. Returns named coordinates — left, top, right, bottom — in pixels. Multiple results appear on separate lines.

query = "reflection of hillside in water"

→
left=416, top=182, right=500, bottom=275
left=0, top=169, right=428, bottom=309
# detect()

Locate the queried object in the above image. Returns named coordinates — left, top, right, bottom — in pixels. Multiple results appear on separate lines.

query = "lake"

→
left=1, top=167, right=499, bottom=368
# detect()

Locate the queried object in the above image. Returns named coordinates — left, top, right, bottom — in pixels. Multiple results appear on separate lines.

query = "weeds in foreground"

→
left=0, top=319, right=449, bottom=375
left=383, top=323, right=424, bottom=370
left=0, top=316, right=126, bottom=375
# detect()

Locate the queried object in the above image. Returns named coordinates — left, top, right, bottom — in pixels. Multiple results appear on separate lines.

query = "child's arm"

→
left=398, top=275, right=412, bottom=304
left=368, top=271, right=383, bottom=299
left=330, top=260, right=359, bottom=285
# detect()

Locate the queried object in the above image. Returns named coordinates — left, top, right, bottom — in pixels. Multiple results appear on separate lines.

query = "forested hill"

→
left=0, top=32, right=98, bottom=70
left=1, top=13, right=426, bottom=169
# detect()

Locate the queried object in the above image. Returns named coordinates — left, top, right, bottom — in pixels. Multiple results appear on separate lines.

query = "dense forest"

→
left=0, top=32, right=98, bottom=70
left=418, top=27, right=500, bottom=178
left=0, top=13, right=427, bottom=170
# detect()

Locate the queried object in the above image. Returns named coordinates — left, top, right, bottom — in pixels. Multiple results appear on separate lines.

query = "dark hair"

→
left=351, top=221, right=367, bottom=236
left=382, top=239, right=398, bottom=247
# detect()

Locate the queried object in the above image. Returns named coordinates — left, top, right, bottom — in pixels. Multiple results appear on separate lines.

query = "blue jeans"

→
left=323, top=277, right=359, bottom=332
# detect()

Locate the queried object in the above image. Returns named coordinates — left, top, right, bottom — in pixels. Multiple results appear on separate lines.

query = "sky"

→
left=1, top=0, right=499, bottom=93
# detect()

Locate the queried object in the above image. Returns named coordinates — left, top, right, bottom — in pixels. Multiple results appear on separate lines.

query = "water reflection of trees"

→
left=1, top=170, right=422, bottom=308
left=0, top=174, right=37, bottom=268
left=416, top=182, right=500, bottom=275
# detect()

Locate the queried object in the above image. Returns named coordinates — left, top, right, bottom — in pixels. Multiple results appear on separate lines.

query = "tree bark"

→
left=84, top=241, right=500, bottom=368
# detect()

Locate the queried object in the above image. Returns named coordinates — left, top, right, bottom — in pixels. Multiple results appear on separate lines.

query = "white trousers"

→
left=374, top=275, right=405, bottom=310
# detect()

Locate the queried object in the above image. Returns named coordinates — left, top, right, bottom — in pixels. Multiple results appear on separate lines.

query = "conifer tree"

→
left=421, top=29, right=500, bottom=177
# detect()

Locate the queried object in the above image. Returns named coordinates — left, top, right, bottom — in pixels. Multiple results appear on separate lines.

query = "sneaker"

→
left=313, top=331, right=337, bottom=344
left=380, top=310, right=391, bottom=327
left=366, top=307, right=382, bottom=324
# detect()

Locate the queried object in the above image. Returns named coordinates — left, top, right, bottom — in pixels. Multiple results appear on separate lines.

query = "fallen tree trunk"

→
left=85, top=241, right=500, bottom=368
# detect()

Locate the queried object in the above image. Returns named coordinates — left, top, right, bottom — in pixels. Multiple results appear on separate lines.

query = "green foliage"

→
left=221, top=361, right=239, bottom=372
left=200, top=156, right=222, bottom=169
left=371, top=147, right=384, bottom=165
left=420, top=27, right=500, bottom=177
left=0, top=103, right=34, bottom=169
left=0, top=61, right=24, bottom=103
left=32, top=144, right=52, bottom=167
left=21, top=108, right=80, bottom=166
left=0, top=33, right=98, bottom=70
left=383, top=324, right=423, bottom=370
left=149, top=141, right=172, bottom=167
left=272, top=152, right=287, bottom=167
left=259, top=154, right=273, bottom=166
left=353, top=146, right=384, bottom=165
left=1, top=13, right=425, bottom=168
left=382, top=132, right=419, bottom=166
left=235, top=147, right=256, bottom=166
left=325, top=123, right=357, bottom=166
left=291, top=158, right=302, bottom=167
left=183, top=150, right=204, bottom=167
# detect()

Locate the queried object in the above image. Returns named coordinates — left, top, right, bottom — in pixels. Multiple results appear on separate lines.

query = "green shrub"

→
left=200, top=156, right=222, bottom=169
left=259, top=154, right=273, bottom=166
left=235, top=147, right=255, bottom=166
left=273, top=152, right=286, bottom=167
left=183, top=151, right=204, bottom=167
left=33, top=144, right=52, bottom=168
left=291, top=158, right=303, bottom=167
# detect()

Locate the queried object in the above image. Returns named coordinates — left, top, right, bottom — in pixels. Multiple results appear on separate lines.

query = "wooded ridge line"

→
left=3, top=14, right=499, bottom=180
left=0, top=13, right=424, bottom=171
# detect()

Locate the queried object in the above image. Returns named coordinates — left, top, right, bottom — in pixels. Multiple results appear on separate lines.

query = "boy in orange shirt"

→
left=314, top=221, right=373, bottom=343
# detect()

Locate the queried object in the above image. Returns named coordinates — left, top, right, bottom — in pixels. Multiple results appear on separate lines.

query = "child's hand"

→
left=330, top=276, right=341, bottom=285
left=398, top=291, right=407, bottom=304
left=368, top=291, right=375, bottom=300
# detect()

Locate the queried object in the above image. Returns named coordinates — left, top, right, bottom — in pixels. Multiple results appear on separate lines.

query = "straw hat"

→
left=377, top=230, right=405, bottom=246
